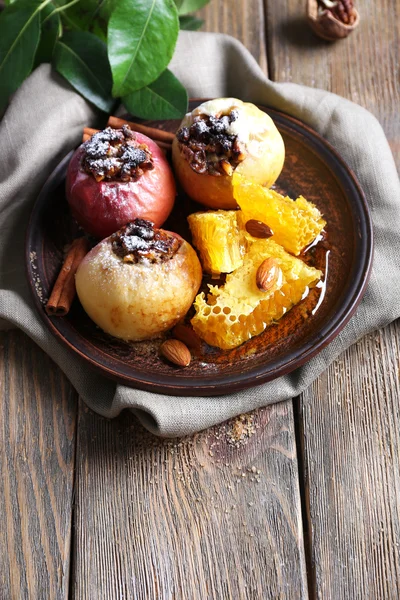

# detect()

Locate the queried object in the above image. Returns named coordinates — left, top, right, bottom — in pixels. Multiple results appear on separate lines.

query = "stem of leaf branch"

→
left=42, top=0, right=81, bottom=24
left=38, top=0, right=56, bottom=13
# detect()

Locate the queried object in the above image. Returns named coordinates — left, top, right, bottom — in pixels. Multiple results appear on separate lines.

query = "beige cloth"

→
left=1, top=32, right=399, bottom=436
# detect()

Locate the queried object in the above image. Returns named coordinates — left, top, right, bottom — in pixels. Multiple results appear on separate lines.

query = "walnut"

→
left=307, top=0, right=360, bottom=41
left=328, top=0, right=357, bottom=25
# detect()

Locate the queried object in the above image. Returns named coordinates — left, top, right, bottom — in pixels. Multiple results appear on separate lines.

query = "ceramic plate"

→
left=25, top=102, right=373, bottom=395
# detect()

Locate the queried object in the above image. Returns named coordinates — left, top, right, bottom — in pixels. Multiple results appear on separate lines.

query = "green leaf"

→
left=179, top=14, right=203, bottom=29
left=52, top=0, right=92, bottom=30
left=90, top=0, right=117, bottom=23
left=122, top=68, right=188, bottom=119
left=89, top=19, right=107, bottom=43
left=175, top=0, right=209, bottom=16
left=0, top=0, right=47, bottom=111
left=56, top=0, right=112, bottom=39
left=53, top=30, right=114, bottom=112
left=108, top=0, right=179, bottom=97
left=34, top=3, right=61, bottom=67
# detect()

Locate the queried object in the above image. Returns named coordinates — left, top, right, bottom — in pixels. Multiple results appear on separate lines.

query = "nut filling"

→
left=317, top=0, right=357, bottom=25
left=111, top=219, right=182, bottom=264
left=82, top=126, right=154, bottom=182
left=176, top=110, right=246, bottom=176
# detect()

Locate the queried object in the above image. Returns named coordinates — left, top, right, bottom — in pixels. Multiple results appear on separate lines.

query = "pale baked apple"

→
left=66, top=125, right=176, bottom=239
left=75, top=219, right=202, bottom=341
left=172, top=98, right=285, bottom=209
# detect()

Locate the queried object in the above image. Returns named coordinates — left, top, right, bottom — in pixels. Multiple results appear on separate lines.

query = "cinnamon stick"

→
left=107, top=115, right=175, bottom=144
left=82, top=127, right=99, bottom=142
left=46, top=238, right=90, bottom=316
left=153, top=139, right=173, bottom=152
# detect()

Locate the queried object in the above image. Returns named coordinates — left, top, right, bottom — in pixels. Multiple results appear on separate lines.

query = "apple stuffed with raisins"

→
left=66, top=125, right=176, bottom=239
left=172, top=98, right=285, bottom=210
left=75, top=219, right=202, bottom=341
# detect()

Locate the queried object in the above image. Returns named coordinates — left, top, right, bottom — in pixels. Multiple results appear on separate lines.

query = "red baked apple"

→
left=66, top=125, right=176, bottom=239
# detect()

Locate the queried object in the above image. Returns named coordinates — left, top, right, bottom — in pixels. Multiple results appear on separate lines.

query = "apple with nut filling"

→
left=75, top=219, right=202, bottom=341
left=66, top=125, right=176, bottom=239
left=172, top=98, right=285, bottom=210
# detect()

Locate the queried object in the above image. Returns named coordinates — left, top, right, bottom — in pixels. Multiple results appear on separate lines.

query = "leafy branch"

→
left=0, top=0, right=210, bottom=118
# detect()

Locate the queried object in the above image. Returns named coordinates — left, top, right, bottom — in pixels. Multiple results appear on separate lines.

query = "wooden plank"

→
left=265, top=0, right=400, bottom=165
left=298, top=321, right=400, bottom=598
left=0, top=330, right=77, bottom=600
left=267, top=2, right=400, bottom=595
left=72, top=8, right=308, bottom=598
left=197, top=0, right=268, bottom=74
left=72, top=401, right=308, bottom=599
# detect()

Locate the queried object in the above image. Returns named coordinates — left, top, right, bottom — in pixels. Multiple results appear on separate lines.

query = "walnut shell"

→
left=307, top=0, right=360, bottom=41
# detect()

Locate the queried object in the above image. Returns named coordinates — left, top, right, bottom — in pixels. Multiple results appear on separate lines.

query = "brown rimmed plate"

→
left=25, top=102, right=373, bottom=396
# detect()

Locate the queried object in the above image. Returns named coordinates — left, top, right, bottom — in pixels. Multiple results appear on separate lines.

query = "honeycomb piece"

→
left=233, top=173, right=326, bottom=255
left=188, top=210, right=246, bottom=274
left=191, top=239, right=322, bottom=349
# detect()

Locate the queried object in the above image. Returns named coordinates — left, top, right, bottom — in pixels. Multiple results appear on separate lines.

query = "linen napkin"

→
left=1, top=32, right=399, bottom=437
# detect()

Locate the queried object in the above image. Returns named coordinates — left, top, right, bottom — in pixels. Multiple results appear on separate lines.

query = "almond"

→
left=172, top=324, right=202, bottom=351
left=246, top=219, right=273, bottom=239
left=160, top=339, right=191, bottom=367
left=220, top=160, right=233, bottom=176
left=256, top=258, right=281, bottom=292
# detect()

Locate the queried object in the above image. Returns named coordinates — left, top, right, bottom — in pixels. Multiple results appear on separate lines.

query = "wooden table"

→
left=1, top=1, right=399, bottom=598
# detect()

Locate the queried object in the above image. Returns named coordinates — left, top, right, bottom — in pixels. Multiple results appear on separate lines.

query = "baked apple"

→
left=75, top=219, right=202, bottom=341
left=172, top=98, right=285, bottom=209
left=66, top=125, right=176, bottom=239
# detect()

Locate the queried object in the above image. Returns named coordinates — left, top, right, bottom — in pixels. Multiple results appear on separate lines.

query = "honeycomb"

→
left=233, top=173, right=326, bottom=255
left=191, top=239, right=322, bottom=349
left=188, top=210, right=246, bottom=274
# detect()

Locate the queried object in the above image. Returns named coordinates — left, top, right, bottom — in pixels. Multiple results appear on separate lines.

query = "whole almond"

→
left=160, top=339, right=191, bottom=367
left=220, top=160, right=233, bottom=176
left=245, top=220, right=273, bottom=239
left=172, top=324, right=202, bottom=351
left=256, top=258, right=281, bottom=292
